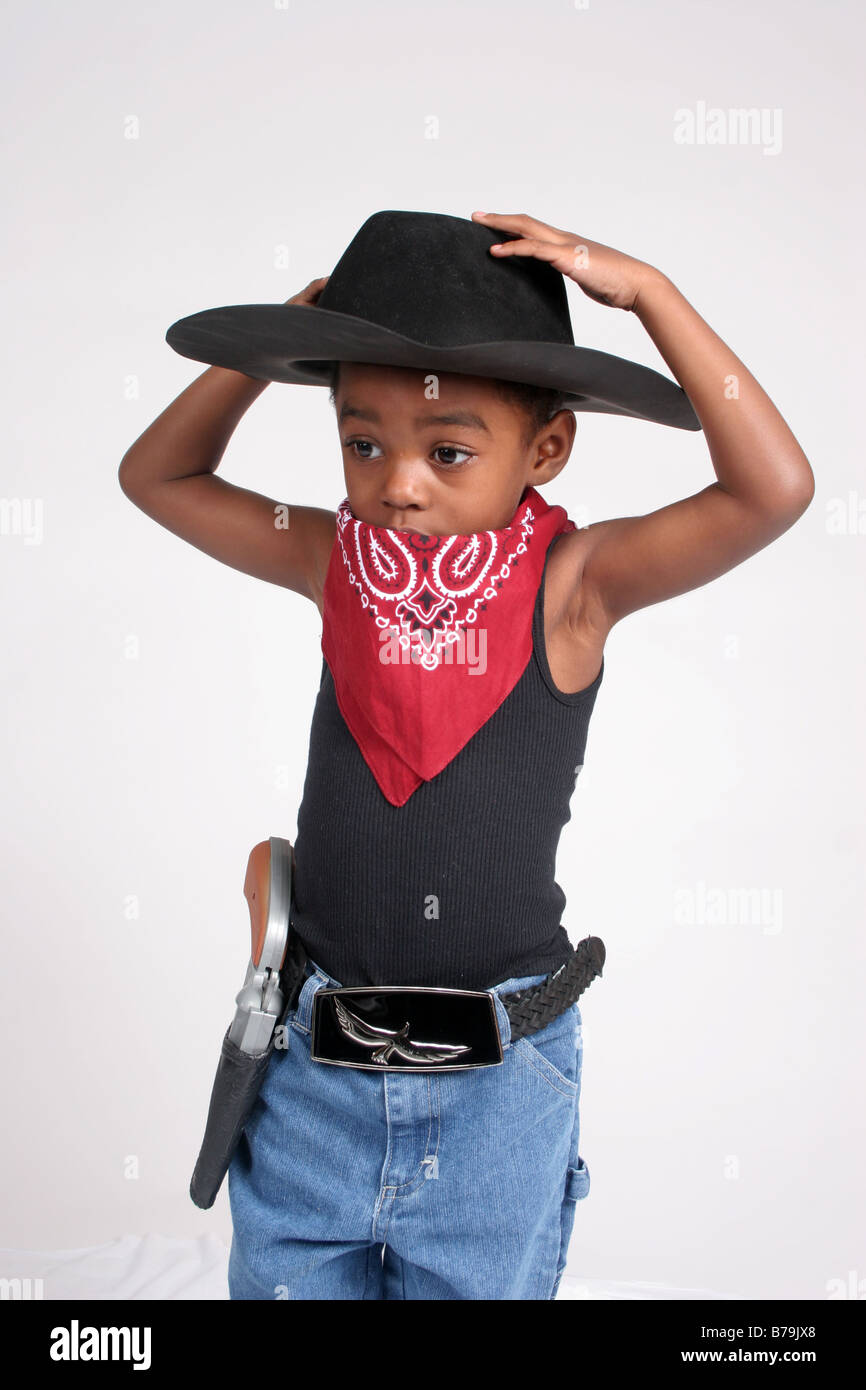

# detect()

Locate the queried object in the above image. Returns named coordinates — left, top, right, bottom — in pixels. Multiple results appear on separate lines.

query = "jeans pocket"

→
left=564, top=1154, right=590, bottom=1202
left=513, top=1005, right=582, bottom=1094
left=552, top=1154, right=590, bottom=1295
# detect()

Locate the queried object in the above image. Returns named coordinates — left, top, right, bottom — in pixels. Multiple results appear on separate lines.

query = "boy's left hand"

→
left=471, top=211, right=660, bottom=312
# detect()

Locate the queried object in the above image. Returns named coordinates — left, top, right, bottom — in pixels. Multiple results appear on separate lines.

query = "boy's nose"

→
left=378, top=459, right=430, bottom=514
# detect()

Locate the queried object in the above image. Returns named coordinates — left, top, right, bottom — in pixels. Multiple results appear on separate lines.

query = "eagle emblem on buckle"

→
left=334, top=997, right=471, bottom=1065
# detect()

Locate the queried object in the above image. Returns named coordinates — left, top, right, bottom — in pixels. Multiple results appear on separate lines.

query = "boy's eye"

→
left=345, top=439, right=383, bottom=461
left=344, top=439, right=473, bottom=468
left=432, top=446, right=473, bottom=467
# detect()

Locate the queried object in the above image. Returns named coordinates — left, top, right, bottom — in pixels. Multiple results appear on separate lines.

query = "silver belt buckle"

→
left=310, top=985, right=505, bottom=1071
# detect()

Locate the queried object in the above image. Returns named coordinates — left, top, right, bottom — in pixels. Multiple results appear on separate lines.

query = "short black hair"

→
left=326, top=361, right=570, bottom=449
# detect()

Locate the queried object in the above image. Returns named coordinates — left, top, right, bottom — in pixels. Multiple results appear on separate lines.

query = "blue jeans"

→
left=227, top=957, right=590, bottom=1299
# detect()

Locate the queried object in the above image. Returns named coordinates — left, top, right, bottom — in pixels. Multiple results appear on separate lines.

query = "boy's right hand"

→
left=284, top=276, right=330, bottom=307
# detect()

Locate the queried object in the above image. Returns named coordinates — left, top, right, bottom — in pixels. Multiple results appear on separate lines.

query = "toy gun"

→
left=189, top=836, right=308, bottom=1210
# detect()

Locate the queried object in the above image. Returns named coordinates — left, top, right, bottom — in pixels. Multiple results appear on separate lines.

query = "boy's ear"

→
left=527, top=447, right=570, bottom=489
left=535, top=411, right=576, bottom=466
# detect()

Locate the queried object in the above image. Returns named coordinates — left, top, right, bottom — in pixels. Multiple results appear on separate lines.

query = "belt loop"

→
left=489, top=971, right=551, bottom=1049
left=295, top=962, right=338, bottom=1032
left=491, top=991, right=513, bottom=1049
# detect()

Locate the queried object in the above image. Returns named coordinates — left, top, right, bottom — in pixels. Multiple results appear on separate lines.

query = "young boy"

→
left=119, top=209, right=814, bottom=1300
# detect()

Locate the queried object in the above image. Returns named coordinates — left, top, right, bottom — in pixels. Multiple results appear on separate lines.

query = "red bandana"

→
left=321, top=485, right=576, bottom=806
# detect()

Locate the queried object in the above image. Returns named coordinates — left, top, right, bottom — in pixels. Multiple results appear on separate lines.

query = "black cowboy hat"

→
left=165, top=209, right=701, bottom=431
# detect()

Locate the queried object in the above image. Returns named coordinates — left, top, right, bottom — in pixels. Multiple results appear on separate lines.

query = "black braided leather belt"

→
left=281, top=933, right=605, bottom=1073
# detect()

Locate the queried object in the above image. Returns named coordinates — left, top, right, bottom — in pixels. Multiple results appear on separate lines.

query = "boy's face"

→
left=333, top=362, right=575, bottom=535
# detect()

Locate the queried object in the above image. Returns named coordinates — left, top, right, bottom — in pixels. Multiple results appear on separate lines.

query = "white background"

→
left=1, top=0, right=863, bottom=1299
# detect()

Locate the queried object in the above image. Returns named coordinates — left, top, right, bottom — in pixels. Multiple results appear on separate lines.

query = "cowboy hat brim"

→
left=165, top=303, right=702, bottom=431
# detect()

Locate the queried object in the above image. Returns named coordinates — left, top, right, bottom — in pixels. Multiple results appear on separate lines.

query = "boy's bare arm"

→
left=471, top=212, right=815, bottom=633
left=574, top=269, right=815, bottom=630
left=118, top=278, right=335, bottom=611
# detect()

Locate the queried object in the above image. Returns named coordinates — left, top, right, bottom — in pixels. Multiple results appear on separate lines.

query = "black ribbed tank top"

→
left=290, top=535, right=604, bottom=991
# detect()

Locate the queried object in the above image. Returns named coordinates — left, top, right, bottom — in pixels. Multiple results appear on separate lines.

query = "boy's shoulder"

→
left=294, top=507, right=336, bottom=618
left=535, top=529, right=611, bottom=694
left=545, top=527, right=608, bottom=634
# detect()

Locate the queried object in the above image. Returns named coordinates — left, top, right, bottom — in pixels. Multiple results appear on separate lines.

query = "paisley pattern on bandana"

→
left=334, top=496, right=537, bottom=671
left=321, top=485, right=576, bottom=806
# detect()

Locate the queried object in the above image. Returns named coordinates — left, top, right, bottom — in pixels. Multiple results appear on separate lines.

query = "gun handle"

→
left=243, top=840, right=272, bottom=968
